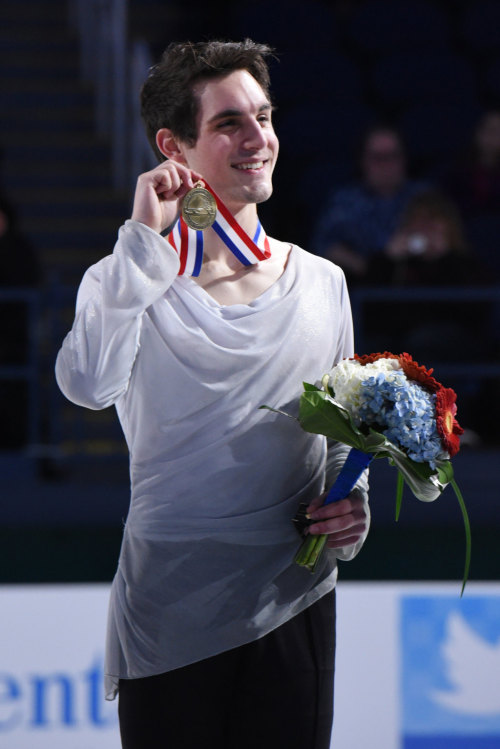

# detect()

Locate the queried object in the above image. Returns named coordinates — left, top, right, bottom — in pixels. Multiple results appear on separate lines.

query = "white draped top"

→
left=55, top=220, right=369, bottom=700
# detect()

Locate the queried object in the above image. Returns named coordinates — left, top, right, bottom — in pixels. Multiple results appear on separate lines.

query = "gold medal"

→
left=181, top=181, right=217, bottom=230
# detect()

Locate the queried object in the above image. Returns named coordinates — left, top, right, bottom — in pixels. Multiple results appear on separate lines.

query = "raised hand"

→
left=131, top=160, right=204, bottom=234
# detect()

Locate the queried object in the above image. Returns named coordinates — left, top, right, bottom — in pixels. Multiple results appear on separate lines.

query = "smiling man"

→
left=55, top=40, right=370, bottom=749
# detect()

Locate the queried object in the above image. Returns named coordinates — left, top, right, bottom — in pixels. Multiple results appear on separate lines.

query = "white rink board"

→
left=1, top=582, right=499, bottom=749
left=0, top=585, right=120, bottom=749
left=334, top=582, right=401, bottom=749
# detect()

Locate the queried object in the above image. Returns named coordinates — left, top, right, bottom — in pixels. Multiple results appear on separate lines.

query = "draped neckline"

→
left=174, top=244, right=296, bottom=315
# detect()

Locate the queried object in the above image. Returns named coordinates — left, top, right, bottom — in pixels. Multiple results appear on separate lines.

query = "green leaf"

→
left=259, top=404, right=298, bottom=421
left=268, top=385, right=455, bottom=504
left=298, top=391, right=367, bottom=450
left=303, top=382, right=321, bottom=392
left=297, top=389, right=454, bottom=502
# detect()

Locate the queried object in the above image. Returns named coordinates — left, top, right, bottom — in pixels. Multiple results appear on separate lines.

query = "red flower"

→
left=354, top=351, right=398, bottom=365
left=354, top=351, right=441, bottom=393
left=397, top=352, right=441, bottom=394
left=435, top=387, right=464, bottom=457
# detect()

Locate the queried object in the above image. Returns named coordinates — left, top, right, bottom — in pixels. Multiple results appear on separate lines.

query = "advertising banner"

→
left=1, top=582, right=499, bottom=748
left=334, top=582, right=500, bottom=749
left=0, top=585, right=119, bottom=749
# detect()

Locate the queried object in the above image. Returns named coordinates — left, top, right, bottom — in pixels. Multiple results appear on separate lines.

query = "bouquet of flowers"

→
left=266, top=352, right=470, bottom=593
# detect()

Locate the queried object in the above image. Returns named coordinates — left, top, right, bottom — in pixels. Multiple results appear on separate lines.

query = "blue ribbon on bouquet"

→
left=324, top=447, right=373, bottom=503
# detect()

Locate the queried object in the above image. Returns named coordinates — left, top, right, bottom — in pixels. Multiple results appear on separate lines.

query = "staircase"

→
left=0, top=0, right=132, bottom=461
left=0, top=0, right=131, bottom=282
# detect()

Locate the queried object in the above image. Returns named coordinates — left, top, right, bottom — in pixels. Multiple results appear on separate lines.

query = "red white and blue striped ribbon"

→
left=167, top=218, right=204, bottom=277
left=167, top=181, right=271, bottom=277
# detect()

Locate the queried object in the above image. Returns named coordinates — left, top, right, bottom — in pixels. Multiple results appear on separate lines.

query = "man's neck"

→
left=202, top=202, right=259, bottom=268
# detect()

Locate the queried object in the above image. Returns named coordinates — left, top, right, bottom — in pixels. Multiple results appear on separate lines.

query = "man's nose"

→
left=242, top=119, right=267, bottom=150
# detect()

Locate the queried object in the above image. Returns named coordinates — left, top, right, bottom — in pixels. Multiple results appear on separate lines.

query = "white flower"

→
left=327, top=358, right=402, bottom=423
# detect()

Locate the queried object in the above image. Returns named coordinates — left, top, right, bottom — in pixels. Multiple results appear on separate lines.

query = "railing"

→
left=1, top=284, right=498, bottom=459
left=68, top=0, right=157, bottom=192
left=350, top=286, right=500, bottom=380
left=41, top=283, right=500, bottom=460
left=47, top=278, right=127, bottom=460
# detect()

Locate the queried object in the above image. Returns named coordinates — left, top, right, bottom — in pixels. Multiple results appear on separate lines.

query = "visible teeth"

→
left=235, top=161, right=264, bottom=170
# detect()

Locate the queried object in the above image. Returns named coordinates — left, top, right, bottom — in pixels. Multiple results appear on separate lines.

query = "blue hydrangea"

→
left=355, top=371, right=445, bottom=467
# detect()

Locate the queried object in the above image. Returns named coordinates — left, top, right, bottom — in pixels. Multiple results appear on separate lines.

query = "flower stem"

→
left=294, top=533, right=328, bottom=572
left=306, top=534, right=328, bottom=570
left=294, top=535, right=317, bottom=566
left=450, top=477, right=471, bottom=596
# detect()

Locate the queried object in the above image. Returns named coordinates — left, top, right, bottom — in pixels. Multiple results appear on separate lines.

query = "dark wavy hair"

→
left=141, top=39, right=275, bottom=161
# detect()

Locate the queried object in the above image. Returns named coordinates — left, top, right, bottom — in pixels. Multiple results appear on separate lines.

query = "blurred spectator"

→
left=312, top=126, right=428, bottom=283
left=442, top=109, right=500, bottom=215
left=0, top=196, right=42, bottom=448
left=367, top=189, right=488, bottom=287
left=359, top=190, right=496, bottom=441
left=440, top=110, right=500, bottom=279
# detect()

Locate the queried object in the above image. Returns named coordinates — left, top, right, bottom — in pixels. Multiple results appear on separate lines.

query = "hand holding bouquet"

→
left=265, top=352, right=470, bottom=593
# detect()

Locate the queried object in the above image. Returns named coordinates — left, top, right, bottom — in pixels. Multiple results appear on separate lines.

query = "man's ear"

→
left=156, top=128, right=188, bottom=163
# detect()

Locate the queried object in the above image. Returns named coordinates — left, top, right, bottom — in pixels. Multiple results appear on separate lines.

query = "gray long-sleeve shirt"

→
left=56, top=220, right=369, bottom=699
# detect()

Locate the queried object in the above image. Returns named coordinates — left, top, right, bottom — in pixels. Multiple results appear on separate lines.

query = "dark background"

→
left=0, top=0, right=498, bottom=586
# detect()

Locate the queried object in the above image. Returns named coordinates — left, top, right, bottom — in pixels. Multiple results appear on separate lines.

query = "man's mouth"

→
left=233, top=160, right=266, bottom=170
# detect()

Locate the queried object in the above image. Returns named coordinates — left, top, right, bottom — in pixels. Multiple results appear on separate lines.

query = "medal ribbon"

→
left=167, top=181, right=271, bottom=277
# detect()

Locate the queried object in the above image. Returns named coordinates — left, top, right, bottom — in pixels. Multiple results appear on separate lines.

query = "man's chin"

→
left=217, top=180, right=274, bottom=212
left=243, top=183, right=273, bottom=205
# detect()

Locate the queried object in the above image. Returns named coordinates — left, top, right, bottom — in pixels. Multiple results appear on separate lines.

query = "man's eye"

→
left=217, top=120, right=236, bottom=128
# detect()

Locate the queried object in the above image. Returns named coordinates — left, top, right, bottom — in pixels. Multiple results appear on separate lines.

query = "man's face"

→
left=180, top=69, right=279, bottom=213
left=361, top=132, right=406, bottom=195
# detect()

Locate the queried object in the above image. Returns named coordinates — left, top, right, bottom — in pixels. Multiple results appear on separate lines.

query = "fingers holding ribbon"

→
left=131, top=160, right=204, bottom=234
left=154, top=161, right=201, bottom=200
left=305, top=491, right=369, bottom=549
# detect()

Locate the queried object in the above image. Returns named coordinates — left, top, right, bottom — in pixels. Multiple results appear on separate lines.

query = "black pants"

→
left=118, top=590, right=336, bottom=749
